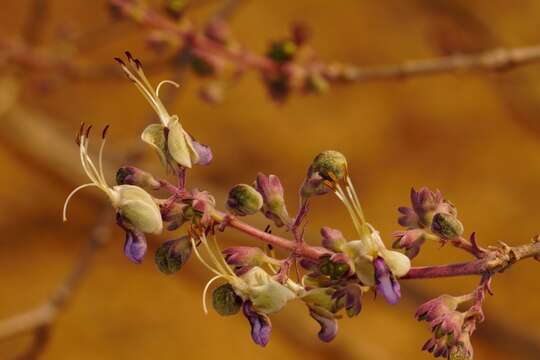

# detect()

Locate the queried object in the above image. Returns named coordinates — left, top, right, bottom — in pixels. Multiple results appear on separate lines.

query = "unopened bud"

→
left=255, top=173, right=290, bottom=227
left=267, top=40, right=297, bottom=63
left=226, top=184, right=263, bottom=216
left=320, top=227, right=346, bottom=252
left=116, top=166, right=160, bottom=190
left=431, top=213, right=464, bottom=240
left=223, top=246, right=266, bottom=267
left=212, top=283, right=243, bottom=316
left=310, top=150, right=348, bottom=181
left=154, top=237, right=192, bottom=275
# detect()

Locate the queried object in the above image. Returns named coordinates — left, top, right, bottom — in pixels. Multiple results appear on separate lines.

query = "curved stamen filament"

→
left=156, top=80, right=180, bottom=98
left=62, top=183, right=99, bottom=221
left=211, top=234, right=236, bottom=277
left=202, top=275, right=224, bottom=315
left=190, top=237, right=223, bottom=277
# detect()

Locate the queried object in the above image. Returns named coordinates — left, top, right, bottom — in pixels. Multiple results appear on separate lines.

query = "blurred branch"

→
left=0, top=2, right=244, bottom=358
left=22, top=0, right=49, bottom=46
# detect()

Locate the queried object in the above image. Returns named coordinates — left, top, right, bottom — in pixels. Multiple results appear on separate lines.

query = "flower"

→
left=115, top=52, right=212, bottom=169
left=324, top=166, right=410, bottom=304
left=255, top=173, right=290, bottom=227
left=415, top=295, right=460, bottom=322
left=63, top=124, right=163, bottom=262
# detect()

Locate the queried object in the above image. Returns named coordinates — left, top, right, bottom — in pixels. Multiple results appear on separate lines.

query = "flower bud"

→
left=266, top=40, right=297, bottom=63
left=415, top=295, right=460, bottom=322
left=255, top=173, right=290, bottom=227
left=431, top=213, right=464, bottom=240
left=212, top=283, right=243, bottom=316
left=154, top=237, right=192, bottom=275
left=223, top=246, right=266, bottom=268
left=333, top=283, right=363, bottom=318
left=310, top=150, right=348, bottom=181
left=116, top=166, right=160, bottom=190
left=392, top=229, right=427, bottom=259
left=320, top=227, right=347, bottom=252
left=226, top=184, right=263, bottom=216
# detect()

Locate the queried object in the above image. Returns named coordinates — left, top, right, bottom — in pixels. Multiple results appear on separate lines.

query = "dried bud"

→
left=223, top=246, right=267, bottom=267
left=416, top=295, right=460, bottom=322
left=226, top=184, right=263, bottom=216
left=320, top=227, right=346, bottom=252
left=431, top=213, right=464, bottom=240
left=392, top=229, right=427, bottom=259
left=212, top=283, right=243, bottom=316
left=267, top=40, right=297, bottom=63
left=154, top=237, right=193, bottom=274
left=449, top=332, right=474, bottom=360
left=255, top=173, right=290, bottom=227
left=191, top=56, right=216, bottom=76
left=116, top=166, right=160, bottom=190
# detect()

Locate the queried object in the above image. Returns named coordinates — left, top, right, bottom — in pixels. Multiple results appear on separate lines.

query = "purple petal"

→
left=373, top=257, right=401, bottom=305
left=191, top=138, right=213, bottom=165
left=309, top=310, right=338, bottom=342
left=242, top=301, right=272, bottom=347
left=123, top=230, right=147, bottom=264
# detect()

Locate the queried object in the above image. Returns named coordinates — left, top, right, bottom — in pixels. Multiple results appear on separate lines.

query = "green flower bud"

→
left=154, top=237, right=192, bottom=275
left=212, top=283, right=243, bottom=316
left=310, top=150, right=348, bottom=181
left=431, top=213, right=464, bottom=240
left=267, top=40, right=297, bottom=63
left=226, top=184, right=263, bottom=216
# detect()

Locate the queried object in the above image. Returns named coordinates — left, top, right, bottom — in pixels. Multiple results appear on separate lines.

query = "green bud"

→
left=226, top=184, right=263, bottom=216
left=431, top=213, right=464, bottom=240
left=212, top=283, right=243, bottom=316
left=267, top=40, right=297, bottom=63
left=154, top=237, right=192, bottom=275
left=311, top=150, right=348, bottom=181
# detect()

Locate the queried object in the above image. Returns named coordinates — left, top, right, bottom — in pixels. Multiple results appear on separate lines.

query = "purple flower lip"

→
left=309, top=309, right=338, bottom=342
left=373, top=257, right=401, bottom=305
left=123, top=229, right=147, bottom=264
left=242, top=301, right=272, bottom=347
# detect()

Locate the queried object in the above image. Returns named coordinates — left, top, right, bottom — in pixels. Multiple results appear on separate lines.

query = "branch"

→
left=401, top=239, right=540, bottom=280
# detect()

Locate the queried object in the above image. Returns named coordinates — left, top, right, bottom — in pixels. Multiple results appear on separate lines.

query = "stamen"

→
left=211, top=235, right=236, bottom=277
left=200, top=233, right=230, bottom=276
left=334, top=187, right=363, bottom=236
left=190, top=237, right=223, bottom=277
left=202, top=275, right=224, bottom=315
left=62, top=183, right=99, bottom=221
left=156, top=80, right=180, bottom=97
left=98, top=126, right=110, bottom=184
left=346, top=176, right=365, bottom=222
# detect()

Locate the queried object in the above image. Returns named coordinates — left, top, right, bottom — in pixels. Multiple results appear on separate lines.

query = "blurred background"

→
left=1, top=0, right=540, bottom=359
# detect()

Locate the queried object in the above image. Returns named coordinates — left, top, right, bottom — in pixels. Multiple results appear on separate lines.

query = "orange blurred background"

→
left=1, top=0, right=540, bottom=359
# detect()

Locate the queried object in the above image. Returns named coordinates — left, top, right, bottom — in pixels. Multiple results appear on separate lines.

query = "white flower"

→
left=115, top=52, right=199, bottom=168
left=330, top=175, right=411, bottom=285
left=191, top=234, right=297, bottom=315
left=63, top=124, right=162, bottom=235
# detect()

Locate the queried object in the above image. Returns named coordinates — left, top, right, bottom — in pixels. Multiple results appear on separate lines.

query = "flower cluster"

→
left=62, top=52, right=519, bottom=359
left=392, top=187, right=465, bottom=259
